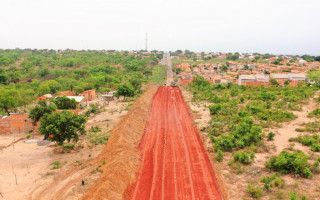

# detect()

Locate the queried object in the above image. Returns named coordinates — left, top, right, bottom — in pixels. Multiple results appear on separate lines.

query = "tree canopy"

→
left=29, top=100, right=57, bottom=123
left=52, top=96, right=77, bottom=109
left=39, top=111, right=86, bottom=145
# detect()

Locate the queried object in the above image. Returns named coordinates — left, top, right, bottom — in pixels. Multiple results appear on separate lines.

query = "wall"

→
left=79, top=89, right=96, bottom=101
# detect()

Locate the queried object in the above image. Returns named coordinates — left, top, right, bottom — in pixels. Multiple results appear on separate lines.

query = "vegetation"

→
left=29, top=100, right=57, bottom=122
left=267, top=132, right=275, bottom=141
left=88, top=132, right=110, bottom=145
left=148, top=65, right=167, bottom=85
left=39, top=111, right=87, bottom=145
left=0, top=49, right=163, bottom=114
left=115, top=83, right=135, bottom=101
left=265, top=151, right=312, bottom=178
left=52, top=96, right=77, bottom=109
left=51, top=161, right=61, bottom=170
left=246, top=182, right=263, bottom=199
left=290, top=134, right=320, bottom=152
left=260, top=174, right=284, bottom=190
left=189, top=75, right=316, bottom=162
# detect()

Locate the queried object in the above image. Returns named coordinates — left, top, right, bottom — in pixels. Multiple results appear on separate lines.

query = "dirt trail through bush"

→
left=125, top=86, right=224, bottom=200
left=82, top=85, right=158, bottom=200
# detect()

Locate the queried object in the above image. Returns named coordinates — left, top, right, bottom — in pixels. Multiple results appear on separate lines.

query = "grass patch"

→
left=148, top=65, right=167, bottom=85
left=88, top=131, right=110, bottom=145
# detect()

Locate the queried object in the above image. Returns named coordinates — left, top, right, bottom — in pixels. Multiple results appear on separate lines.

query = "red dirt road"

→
left=127, top=86, right=224, bottom=200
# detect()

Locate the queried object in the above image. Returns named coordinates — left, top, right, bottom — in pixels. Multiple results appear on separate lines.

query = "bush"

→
left=234, top=151, right=254, bottom=164
left=209, top=104, right=222, bottom=115
left=265, top=151, right=312, bottom=178
left=51, top=161, right=61, bottom=170
left=261, top=174, right=284, bottom=190
left=88, top=132, right=109, bottom=145
left=216, top=150, right=224, bottom=162
left=246, top=183, right=263, bottom=199
left=308, top=108, right=320, bottom=118
left=63, top=143, right=75, bottom=151
left=290, top=134, right=320, bottom=152
left=267, top=132, right=275, bottom=141
left=89, top=126, right=101, bottom=133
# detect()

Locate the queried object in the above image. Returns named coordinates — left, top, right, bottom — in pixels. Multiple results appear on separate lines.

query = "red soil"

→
left=126, top=86, right=224, bottom=200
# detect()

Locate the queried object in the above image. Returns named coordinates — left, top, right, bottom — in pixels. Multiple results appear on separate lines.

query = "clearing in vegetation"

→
left=126, top=86, right=224, bottom=200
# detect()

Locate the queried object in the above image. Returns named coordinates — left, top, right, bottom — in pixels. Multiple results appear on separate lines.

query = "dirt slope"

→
left=82, top=85, right=158, bottom=200
left=126, top=86, right=224, bottom=200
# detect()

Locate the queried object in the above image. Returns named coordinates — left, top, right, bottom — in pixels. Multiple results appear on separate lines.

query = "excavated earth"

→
left=82, top=85, right=158, bottom=200
left=83, top=85, right=224, bottom=200
left=125, top=86, right=224, bottom=200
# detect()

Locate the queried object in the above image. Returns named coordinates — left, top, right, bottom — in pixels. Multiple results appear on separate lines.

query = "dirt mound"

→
left=82, top=85, right=158, bottom=200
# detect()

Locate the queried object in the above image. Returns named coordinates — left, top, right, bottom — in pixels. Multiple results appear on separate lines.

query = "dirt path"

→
left=271, top=97, right=318, bottom=154
left=126, top=86, right=224, bottom=200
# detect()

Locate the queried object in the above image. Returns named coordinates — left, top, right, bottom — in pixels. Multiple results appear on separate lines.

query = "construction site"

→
left=0, top=54, right=226, bottom=200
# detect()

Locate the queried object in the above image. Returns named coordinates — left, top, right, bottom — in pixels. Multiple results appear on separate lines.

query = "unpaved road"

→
left=161, top=53, right=173, bottom=86
left=127, top=86, right=224, bottom=200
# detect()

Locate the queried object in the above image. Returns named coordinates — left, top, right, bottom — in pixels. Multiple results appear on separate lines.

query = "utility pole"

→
left=145, top=32, right=148, bottom=52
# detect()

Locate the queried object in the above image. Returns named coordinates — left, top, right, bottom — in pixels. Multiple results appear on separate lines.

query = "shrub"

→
left=246, top=182, right=263, bottom=199
left=267, top=132, right=275, bottom=141
left=89, top=126, right=101, bottom=133
left=26, top=134, right=31, bottom=139
left=209, top=104, right=222, bottom=115
left=308, top=108, right=320, bottom=118
left=88, top=132, right=109, bottom=145
left=216, top=150, right=224, bottom=162
left=51, top=161, right=61, bottom=170
left=290, top=134, right=320, bottom=152
left=234, top=151, right=254, bottom=164
left=265, top=151, right=312, bottom=178
left=63, top=143, right=75, bottom=151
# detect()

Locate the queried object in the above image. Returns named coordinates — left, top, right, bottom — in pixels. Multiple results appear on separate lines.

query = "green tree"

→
left=38, top=84, right=51, bottom=95
left=46, top=80, right=61, bottom=94
left=29, top=101, right=57, bottom=123
left=0, top=88, right=21, bottom=115
left=269, top=78, right=279, bottom=86
left=129, top=76, right=143, bottom=91
left=39, top=111, right=86, bottom=145
left=53, top=96, right=77, bottom=109
left=307, top=71, right=320, bottom=87
left=143, top=69, right=152, bottom=78
left=115, top=83, right=135, bottom=101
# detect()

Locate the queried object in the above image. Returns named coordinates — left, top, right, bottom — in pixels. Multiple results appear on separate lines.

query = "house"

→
left=271, top=74, right=289, bottom=82
left=288, top=73, right=307, bottom=81
left=238, top=75, right=256, bottom=85
left=102, top=91, right=115, bottom=101
left=255, top=74, right=270, bottom=82
left=0, top=114, right=33, bottom=134
left=36, top=94, right=53, bottom=101
left=79, top=89, right=96, bottom=101
left=66, top=96, right=85, bottom=108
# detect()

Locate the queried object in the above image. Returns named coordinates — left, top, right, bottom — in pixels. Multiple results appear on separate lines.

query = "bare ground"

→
left=181, top=87, right=320, bottom=200
left=0, top=96, right=132, bottom=200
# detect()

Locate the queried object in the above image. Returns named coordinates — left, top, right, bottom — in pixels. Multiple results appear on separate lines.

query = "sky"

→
left=1, top=0, right=320, bottom=55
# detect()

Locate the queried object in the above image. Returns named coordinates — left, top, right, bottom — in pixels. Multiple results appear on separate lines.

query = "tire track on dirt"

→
left=126, top=86, right=224, bottom=200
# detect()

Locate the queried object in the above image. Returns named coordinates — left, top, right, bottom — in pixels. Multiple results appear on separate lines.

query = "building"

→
left=66, top=96, right=85, bottom=108
left=36, top=94, right=53, bottom=101
left=0, top=114, right=33, bottom=134
left=238, top=75, right=256, bottom=85
left=79, top=89, right=96, bottom=101
left=58, top=91, right=76, bottom=96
